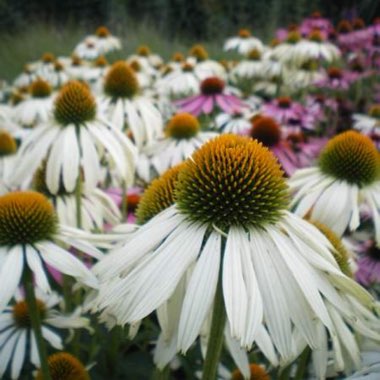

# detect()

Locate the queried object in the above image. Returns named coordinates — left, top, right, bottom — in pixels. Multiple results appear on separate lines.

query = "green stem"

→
left=75, top=170, right=82, bottom=229
left=75, top=125, right=82, bottom=229
left=24, top=268, right=52, bottom=380
left=121, top=180, right=127, bottom=220
left=201, top=268, right=226, bottom=380
left=152, top=365, right=170, bottom=380
left=107, top=325, right=122, bottom=378
left=278, top=364, right=291, bottom=380
left=294, top=347, right=311, bottom=380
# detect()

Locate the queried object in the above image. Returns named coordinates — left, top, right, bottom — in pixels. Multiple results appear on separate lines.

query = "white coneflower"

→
left=284, top=60, right=324, bottom=91
left=0, top=130, right=18, bottom=194
left=224, top=29, right=264, bottom=55
left=45, top=61, right=69, bottom=89
left=35, top=352, right=90, bottom=380
left=13, top=78, right=54, bottom=128
left=271, top=31, right=302, bottom=64
left=100, top=61, right=163, bottom=149
left=214, top=110, right=253, bottom=135
left=94, top=134, right=378, bottom=378
left=12, top=80, right=137, bottom=193
left=0, top=288, right=90, bottom=379
left=32, top=162, right=121, bottom=231
left=230, top=49, right=265, bottom=82
left=74, top=36, right=100, bottom=60
left=65, top=55, right=88, bottom=80
left=188, top=44, right=227, bottom=81
left=92, top=26, right=121, bottom=55
left=128, top=45, right=164, bottom=70
left=288, top=131, right=380, bottom=241
left=137, top=113, right=217, bottom=182
left=0, top=191, right=101, bottom=311
left=353, top=104, right=380, bottom=143
left=156, top=62, right=200, bottom=99
left=291, top=30, right=341, bottom=66
left=13, top=64, right=36, bottom=88
left=32, top=53, right=56, bottom=79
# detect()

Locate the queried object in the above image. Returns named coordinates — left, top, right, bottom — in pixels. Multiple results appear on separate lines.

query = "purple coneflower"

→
left=174, top=76, right=245, bottom=116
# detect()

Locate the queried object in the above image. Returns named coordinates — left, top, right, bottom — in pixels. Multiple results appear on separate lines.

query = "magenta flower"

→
left=262, top=96, right=317, bottom=132
left=105, top=186, right=143, bottom=224
left=314, top=66, right=358, bottom=90
left=249, top=115, right=324, bottom=175
left=299, top=12, right=333, bottom=38
left=174, top=76, right=245, bottom=116
left=353, top=239, right=380, bottom=287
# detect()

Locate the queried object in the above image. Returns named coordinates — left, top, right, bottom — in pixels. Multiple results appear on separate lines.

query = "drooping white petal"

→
left=223, top=227, right=248, bottom=342
left=10, top=330, right=26, bottom=379
left=118, top=222, right=207, bottom=323
left=177, top=231, right=221, bottom=352
left=36, top=241, right=98, bottom=288
left=0, top=246, right=24, bottom=311
left=25, top=245, right=51, bottom=294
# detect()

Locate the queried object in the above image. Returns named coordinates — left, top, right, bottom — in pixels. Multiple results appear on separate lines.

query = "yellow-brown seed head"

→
left=337, top=20, right=352, bottom=34
left=136, top=163, right=185, bottom=224
left=200, top=76, right=225, bottom=95
left=71, top=55, right=82, bottom=66
left=95, top=55, right=108, bottom=67
left=137, top=45, right=151, bottom=56
left=319, top=131, right=380, bottom=186
left=29, top=78, right=52, bottom=98
left=0, top=130, right=17, bottom=157
left=231, top=364, right=270, bottom=380
left=247, top=49, right=261, bottom=60
left=352, top=18, right=365, bottom=30
left=54, top=61, right=64, bottom=72
left=327, top=67, right=343, bottom=80
left=277, top=96, right=292, bottom=109
left=300, top=60, right=319, bottom=71
left=54, top=81, right=96, bottom=126
left=96, top=26, right=111, bottom=38
left=129, top=60, right=142, bottom=72
left=311, top=220, right=352, bottom=277
left=172, top=52, right=185, bottom=62
left=369, top=104, right=380, bottom=119
left=13, top=299, right=46, bottom=328
left=250, top=116, right=282, bottom=147
left=286, top=31, right=301, bottom=44
left=308, top=29, right=325, bottom=42
left=176, top=134, right=289, bottom=230
left=166, top=113, right=200, bottom=139
left=0, top=191, right=58, bottom=246
left=104, top=61, right=139, bottom=99
left=42, top=53, right=55, bottom=64
left=182, top=63, right=194, bottom=72
left=189, top=44, right=208, bottom=61
left=238, top=28, right=251, bottom=38
left=35, top=352, right=90, bottom=380
left=126, top=193, right=141, bottom=213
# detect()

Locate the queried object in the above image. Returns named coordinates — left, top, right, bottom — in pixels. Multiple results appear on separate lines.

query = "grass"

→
left=0, top=19, right=240, bottom=83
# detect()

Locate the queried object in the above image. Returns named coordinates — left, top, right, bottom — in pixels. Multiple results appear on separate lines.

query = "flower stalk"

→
left=201, top=259, right=226, bottom=380
left=23, top=266, right=52, bottom=380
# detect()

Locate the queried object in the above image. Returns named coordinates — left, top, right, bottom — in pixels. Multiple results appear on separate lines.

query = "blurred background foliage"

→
left=0, top=0, right=379, bottom=81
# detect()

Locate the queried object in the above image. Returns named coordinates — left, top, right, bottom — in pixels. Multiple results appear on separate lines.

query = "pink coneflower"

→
left=314, top=66, right=357, bottom=90
left=337, top=19, right=372, bottom=51
left=174, top=76, right=245, bottom=116
left=299, top=11, right=333, bottom=38
left=105, top=186, right=143, bottom=223
left=249, top=115, right=322, bottom=175
left=353, top=239, right=380, bottom=287
left=262, top=96, right=316, bottom=133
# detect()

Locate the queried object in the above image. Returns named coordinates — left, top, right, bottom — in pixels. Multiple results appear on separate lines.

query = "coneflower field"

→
left=1, top=10, right=380, bottom=380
